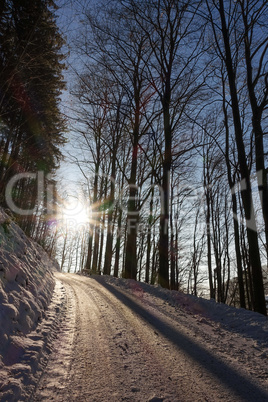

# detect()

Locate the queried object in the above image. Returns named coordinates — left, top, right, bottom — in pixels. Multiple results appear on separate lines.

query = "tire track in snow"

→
left=32, top=277, right=76, bottom=401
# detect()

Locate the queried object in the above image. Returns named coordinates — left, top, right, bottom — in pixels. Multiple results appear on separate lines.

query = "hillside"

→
left=0, top=208, right=59, bottom=400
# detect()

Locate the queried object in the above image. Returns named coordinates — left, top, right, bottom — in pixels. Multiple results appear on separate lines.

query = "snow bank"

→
left=0, top=208, right=60, bottom=400
left=97, top=274, right=268, bottom=348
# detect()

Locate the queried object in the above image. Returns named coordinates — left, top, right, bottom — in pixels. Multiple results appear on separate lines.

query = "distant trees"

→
left=0, top=0, right=66, bottom=239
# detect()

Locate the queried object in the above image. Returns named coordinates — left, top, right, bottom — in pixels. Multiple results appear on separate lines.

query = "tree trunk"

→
left=114, top=207, right=122, bottom=278
left=204, top=156, right=215, bottom=300
left=124, top=128, right=139, bottom=280
left=145, top=187, right=154, bottom=283
left=222, top=85, right=246, bottom=309
left=170, top=182, right=176, bottom=290
left=85, top=227, right=93, bottom=270
left=158, top=92, right=171, bottom=289
left=103, top=155, right=116, bottom=275
left=91, top=166, right=100, bottom=273
left=240, top=2, right=268, bottom=261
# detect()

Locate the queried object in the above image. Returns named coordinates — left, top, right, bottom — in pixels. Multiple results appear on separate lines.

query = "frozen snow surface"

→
left=0, top=206, right=267, bottom=401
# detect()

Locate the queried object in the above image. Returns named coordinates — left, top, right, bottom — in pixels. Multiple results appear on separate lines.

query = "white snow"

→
left=34, top=272, right=268, bottom=401
left=0, top=208, right=61, bottom=400
left=102, top=275, right=268, bottom=348
left=0, top=207, right=267, bottom=401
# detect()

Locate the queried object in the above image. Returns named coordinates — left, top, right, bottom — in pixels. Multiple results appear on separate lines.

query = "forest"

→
left=0, top=0, right=267, bottom=316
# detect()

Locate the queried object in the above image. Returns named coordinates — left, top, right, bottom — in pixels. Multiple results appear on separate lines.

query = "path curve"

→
left=33, top=273, right=268, bottom=402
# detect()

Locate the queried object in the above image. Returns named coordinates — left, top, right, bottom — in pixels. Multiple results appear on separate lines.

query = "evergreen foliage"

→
left=0, top=0, right=66, bottom=234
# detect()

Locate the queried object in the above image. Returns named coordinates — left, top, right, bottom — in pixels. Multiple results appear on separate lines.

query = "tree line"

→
left=54, top=0, right=267, bottom=315
left=1, top=0, right=267, bottom=316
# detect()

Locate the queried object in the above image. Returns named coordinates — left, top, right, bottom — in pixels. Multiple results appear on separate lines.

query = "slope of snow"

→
left=101, top=275, right=268, bottom=348
left=0, top=208, right=61, bottom=400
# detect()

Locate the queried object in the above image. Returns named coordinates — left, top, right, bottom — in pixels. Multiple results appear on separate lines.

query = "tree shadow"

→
left=93, top=277, right=268, bottom=402
left=93, top=277, right=268, bottom=347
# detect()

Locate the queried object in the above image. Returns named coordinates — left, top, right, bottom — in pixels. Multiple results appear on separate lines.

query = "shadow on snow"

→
left=92, top=276, right=268, bottom=402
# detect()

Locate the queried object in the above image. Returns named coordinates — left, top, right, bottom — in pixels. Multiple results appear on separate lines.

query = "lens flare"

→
left=60, top=197, right=90, bottom=228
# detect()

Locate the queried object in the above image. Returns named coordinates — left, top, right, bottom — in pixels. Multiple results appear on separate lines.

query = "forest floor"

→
left=31, top=272, right=268, bottom=402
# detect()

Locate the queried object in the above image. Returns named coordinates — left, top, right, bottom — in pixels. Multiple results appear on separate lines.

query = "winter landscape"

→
left=0, top=207, right=268, bottom=401
left=1, top=0, right=268, bottom=401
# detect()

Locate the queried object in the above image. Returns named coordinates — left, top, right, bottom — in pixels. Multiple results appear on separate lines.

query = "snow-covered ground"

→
left=31, top=273, right=268, bottom=401
left=0, top=208, right=267, bottom=401
left=104, top=275, right=268, bottom=349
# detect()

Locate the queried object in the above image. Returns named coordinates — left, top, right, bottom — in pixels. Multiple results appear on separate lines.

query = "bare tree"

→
left=204, top=0, right=266, bottom=314
left=127, top=0, right=204, bottom=288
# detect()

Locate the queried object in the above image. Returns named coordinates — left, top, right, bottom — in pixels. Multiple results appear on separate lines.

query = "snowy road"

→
left=33, top=273, right=268, bottom=402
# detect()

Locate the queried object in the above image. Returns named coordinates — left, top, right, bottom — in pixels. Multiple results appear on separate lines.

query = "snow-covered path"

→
left=33, top=273, right=268, bottom=402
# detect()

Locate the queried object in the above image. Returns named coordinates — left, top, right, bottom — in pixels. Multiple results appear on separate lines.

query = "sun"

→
left=59, top=196, right=90, bottom=228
